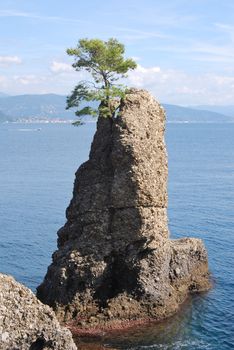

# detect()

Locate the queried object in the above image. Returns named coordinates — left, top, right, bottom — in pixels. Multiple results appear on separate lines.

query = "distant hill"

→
left=163, top=104, right=234, bottom=123
left=0, top=110, right=13, bottom=122
left=0, top=94, right=74, bottom=120
left=0, top=93, right=234, bottom=123
left=191, top=105, right=234, bottom=118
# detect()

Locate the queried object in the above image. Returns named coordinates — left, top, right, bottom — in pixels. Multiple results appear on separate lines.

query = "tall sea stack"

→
left=37, top=89, right=210, bottom=331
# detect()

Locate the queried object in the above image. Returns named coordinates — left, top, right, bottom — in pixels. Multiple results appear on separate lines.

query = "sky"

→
left=0, top=0, right=234, bottom=105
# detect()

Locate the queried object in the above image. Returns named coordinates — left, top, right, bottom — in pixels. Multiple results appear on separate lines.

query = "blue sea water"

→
left=0, top=122, right=233, bottom=349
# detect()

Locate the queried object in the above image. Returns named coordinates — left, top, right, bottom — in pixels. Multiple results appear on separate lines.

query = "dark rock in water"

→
left=0, top=273, right=77, bottom=349
left=37, top=89, right=210, bottom=331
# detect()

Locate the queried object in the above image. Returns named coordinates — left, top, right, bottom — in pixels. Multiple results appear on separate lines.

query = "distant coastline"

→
left=1, top=93, right=234, bottom=125
left=4, top=119, right=76, bottom=124
left=3, top=119, right=234, bottom=125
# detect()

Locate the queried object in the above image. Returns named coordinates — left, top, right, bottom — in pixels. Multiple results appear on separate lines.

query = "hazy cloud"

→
left=0, top=56, right=22, bottom=65
left=0, top=10, right=89, bottom=24
left=127, top=65, right=234, bottom=105
left=50, top=61, right=73, bottom=73
left=13, top=74, right=47, bottom=85
left=127, top=64, right=161, bottom=87
left=2, top=64, right=234, bottom=105
left=0, top=10, right=31, bottom=17
left=0, top=75, right=6, bottom=82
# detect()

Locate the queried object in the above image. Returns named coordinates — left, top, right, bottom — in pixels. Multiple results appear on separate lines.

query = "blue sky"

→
left=0, top=0, right=234, bottom=105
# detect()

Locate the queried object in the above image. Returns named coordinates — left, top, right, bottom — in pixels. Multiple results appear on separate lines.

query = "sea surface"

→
left=0, top=122, right=233, bottom=349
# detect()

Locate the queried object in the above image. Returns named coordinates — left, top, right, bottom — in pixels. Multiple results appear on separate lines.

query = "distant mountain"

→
left=0, top=94, right=74, bottom=120
left=163, top=104, right=234, bottom=123
left=0, top=110, right=13, bottom=122
left=191, top=105, right=234, bottom=118
left=0, top=93, right=234, bottom=123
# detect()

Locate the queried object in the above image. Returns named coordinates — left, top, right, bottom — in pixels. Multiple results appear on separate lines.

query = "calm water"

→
left=0, top=122, right=233, bottom=349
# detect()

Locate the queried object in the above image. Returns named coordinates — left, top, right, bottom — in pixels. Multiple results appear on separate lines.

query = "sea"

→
left=0, top=122, right=233, bottom=350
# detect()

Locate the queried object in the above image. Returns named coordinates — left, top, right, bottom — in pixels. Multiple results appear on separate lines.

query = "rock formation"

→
left=0, top=273, right=77, bottom=350
left=37, top=89, right=210, bottom=332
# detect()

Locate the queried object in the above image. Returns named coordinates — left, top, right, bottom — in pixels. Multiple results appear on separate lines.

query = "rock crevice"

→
left=37, top=89, right=210, bottom=330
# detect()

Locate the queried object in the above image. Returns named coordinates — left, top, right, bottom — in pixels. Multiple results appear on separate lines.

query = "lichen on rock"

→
left=0, top=273, right=77, bottom=350
left=37, top=89, right=210, bottom=332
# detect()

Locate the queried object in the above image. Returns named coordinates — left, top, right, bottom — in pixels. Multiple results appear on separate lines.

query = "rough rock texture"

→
left=0, top=273, right=77, bottom=350
left=37, top=89, right=210, bottom=331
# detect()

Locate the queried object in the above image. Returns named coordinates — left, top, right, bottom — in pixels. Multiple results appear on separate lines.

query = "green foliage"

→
left=66, top=38, right=137, bottom=124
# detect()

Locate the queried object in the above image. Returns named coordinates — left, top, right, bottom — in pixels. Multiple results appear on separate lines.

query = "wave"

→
left=126, top=339, right=212, bottom=350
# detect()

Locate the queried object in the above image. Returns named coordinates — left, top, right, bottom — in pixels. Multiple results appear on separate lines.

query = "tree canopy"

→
left=66, top=38, right=137, bottom=125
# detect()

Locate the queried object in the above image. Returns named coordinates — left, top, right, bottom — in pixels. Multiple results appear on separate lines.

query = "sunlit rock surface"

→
left=0, top=273, right=77, bottom=349
left=37, top=89, right=210, bottom=331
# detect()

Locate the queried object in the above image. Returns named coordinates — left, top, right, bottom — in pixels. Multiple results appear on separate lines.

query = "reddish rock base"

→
left=68, top=318, right=153, bottom=337
left=66, top=277, right=211, bottom=338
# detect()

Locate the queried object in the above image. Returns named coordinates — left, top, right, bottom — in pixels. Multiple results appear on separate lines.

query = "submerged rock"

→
left=0, top=273, right=77, bottom=350
left=37, top=89, right=210, bottom=331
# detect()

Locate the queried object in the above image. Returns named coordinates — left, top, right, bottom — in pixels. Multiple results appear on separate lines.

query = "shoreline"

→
left=66, top=288, right=211, bottom=338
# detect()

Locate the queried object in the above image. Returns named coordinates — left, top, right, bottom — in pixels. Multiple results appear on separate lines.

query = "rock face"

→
left=37, top=89, right=210, bottom=330
left=0, top=273, right=77, bottom=350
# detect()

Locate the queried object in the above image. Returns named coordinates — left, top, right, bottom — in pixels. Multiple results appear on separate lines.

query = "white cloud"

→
left=1, top=64, right=234, bottom=105
left=127, top=64, right=161, bottom=87
left=13, top=75, right=47, bottom=85
left=50, top=61, right=73, bottom=73
left=0, top=71, right=78, bottom=95
left=0, top=56, right=22, bottom=65
left=131, top=56, right=141, bottom=62
left=127, top=65, right=234, bottom=105
left=137, top=65, right=161, bottom=73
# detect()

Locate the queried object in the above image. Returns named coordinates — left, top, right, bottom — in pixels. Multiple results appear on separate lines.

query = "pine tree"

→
left=66, top=38, right=137, bottom=125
